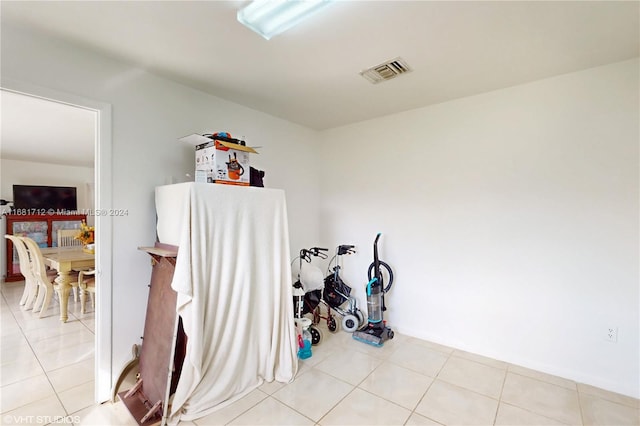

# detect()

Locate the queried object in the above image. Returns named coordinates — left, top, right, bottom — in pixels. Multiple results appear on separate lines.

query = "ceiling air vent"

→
left=360, top=57, right=412, bottom=84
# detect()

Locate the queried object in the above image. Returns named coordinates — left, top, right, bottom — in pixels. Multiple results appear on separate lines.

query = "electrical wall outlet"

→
left=605, top=326, right=618, bottom=343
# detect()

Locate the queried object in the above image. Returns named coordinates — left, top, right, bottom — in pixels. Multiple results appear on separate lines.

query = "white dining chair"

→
left=78, top=269, right=96, bottom=314
left=57, top=229, right=84, bottom=302
left=22, top=236, right=78, bottom=318
left=4, top=235, right=39, bottom=310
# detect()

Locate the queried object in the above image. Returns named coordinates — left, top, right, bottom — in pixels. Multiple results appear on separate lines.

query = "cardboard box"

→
left=180, top=134, right=257, bottom=186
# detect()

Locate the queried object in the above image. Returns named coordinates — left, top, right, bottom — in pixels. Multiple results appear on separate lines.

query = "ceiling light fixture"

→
left=237, top=0, right=333, bottom=40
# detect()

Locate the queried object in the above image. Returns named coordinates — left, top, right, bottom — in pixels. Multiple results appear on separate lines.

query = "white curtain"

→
left=159, top=183, right=297, bottom=424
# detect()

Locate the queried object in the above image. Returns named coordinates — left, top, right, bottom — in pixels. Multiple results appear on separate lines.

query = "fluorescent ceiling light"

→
left=237, top=0, right=333, bottom=40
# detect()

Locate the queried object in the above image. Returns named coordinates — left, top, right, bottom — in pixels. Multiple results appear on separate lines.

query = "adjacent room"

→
left=1, top=1, right=638, bottom=425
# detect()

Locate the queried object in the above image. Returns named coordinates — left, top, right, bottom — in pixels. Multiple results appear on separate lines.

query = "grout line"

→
left=1, top=284, right=68, bottom=415
left=4, top=287, right=634, bottom=426
left=499, top=401, right=575, bottom=426
left=350, top=386, right=418, bottom=426
left=576, top=384, right=640, bottom=410
left=353, top=356, right=383, bottom=387
left=314, top=383, right=359, bottom=426
left=498, top=370, right=582, bottom=425
left=450, top=351, right=509, bottom=371
left=197, top=388, right=269, bottom=426
left=576, top=381, right=587, bottom=426
left=1, top=282, right=95, bottom=419
left=272, top=362, right=355, bottom=426
left=507, top=370, right=580, bottom=394
left=506, top=363, right=579, bottom=392
left=269, top=394, right=321, bottom=426
left=492, top=364, right=509, bottom=425
left=404, top=345, right=452, bottom=425
left=406, top=378, right=441, bottom=426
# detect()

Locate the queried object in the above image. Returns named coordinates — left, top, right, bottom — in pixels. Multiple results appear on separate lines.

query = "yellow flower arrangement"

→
left=75, top=220, right=95, bottom=245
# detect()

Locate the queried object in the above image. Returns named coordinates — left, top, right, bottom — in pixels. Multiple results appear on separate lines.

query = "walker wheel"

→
left=327, top=316, right=338, bottom=333
left=309, top=326, right=322, bottom=346
left=342, top=314, right=359, bottom=333
left=354, top=309, right=365, bottom=329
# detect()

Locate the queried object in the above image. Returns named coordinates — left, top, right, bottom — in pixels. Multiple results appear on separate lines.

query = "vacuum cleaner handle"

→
left=373, top=233, right=381, bottom=281
left=369, top=233, right=393, bottom=293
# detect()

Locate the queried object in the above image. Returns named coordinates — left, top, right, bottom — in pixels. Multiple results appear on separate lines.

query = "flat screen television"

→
left=12, top=185, right=78, bottom=212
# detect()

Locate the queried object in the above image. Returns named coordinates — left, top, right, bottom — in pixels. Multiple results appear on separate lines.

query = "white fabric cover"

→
left=299, top=263, right=324, bottom=292
left=160, top=183, right=297, bottom=424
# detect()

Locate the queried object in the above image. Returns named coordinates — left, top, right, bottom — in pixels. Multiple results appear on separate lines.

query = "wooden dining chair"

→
left=78, top=269, right=96, bottom=314
left=4, top=235, right=39, bottom=310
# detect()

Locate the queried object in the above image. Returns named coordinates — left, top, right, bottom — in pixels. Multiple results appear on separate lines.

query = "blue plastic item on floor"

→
left=298, top=340, right=312, bottom=359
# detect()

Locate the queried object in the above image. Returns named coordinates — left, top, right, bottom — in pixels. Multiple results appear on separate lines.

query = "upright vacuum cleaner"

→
left=353, top=233, right=394, bottom=347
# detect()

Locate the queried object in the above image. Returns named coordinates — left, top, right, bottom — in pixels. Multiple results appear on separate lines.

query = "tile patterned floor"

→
left=1, top=281, right=638, bottom=425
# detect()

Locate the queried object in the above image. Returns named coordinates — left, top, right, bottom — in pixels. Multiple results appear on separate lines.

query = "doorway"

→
left=0, top=82, right=113, bottom=403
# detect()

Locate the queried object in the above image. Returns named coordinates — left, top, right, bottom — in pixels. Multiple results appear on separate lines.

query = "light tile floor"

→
left=1, top=281, right=638, bottom=426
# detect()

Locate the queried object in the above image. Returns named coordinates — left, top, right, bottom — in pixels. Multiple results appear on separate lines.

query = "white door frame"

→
left=1, top=79, right=113, bottom=402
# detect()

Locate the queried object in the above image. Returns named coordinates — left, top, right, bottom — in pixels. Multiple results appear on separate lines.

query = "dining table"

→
left=41, top=247, right=95, bottom=322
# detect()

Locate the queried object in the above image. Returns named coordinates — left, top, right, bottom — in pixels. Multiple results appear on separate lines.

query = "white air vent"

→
left=360, top=57, right=412, bottom=84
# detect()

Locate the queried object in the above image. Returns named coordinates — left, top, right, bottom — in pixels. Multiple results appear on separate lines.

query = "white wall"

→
left=0, top=158, right=94, bottom=213
left=3, top=23, right=637, bottom=400
left=0, top=158, right=95, bottom=277
left=319, top=59, right=639, bottom=398
left=1, top=24, right=321, bottom=394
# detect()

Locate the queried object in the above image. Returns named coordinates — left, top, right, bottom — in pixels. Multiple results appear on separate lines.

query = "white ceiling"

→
left=1, top=90, right=96, bottom=168
left=1, top=1, right=638, bottom=166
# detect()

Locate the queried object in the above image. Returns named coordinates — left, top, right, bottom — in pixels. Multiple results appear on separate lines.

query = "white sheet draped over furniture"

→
left=155, top=183, right=297, bottom=424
